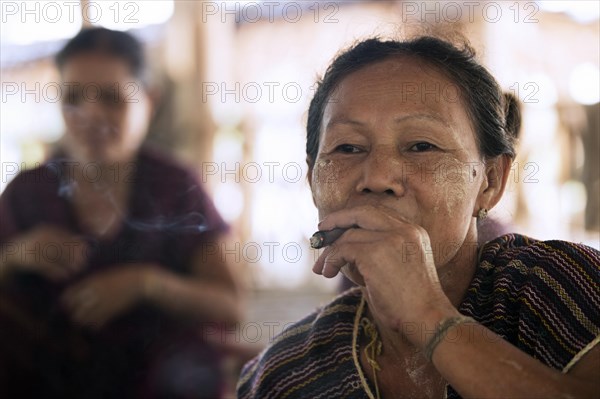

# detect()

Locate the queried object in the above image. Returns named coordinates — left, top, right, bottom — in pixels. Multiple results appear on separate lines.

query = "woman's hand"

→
left=0, top=225, right=88, bottom=282
left=60, top=265, right=153, bottom=330
left=313, top=205, right=458, bottom=346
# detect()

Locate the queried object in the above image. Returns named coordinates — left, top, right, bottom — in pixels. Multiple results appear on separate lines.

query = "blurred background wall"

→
left=2, top=0, right=599, bottom=348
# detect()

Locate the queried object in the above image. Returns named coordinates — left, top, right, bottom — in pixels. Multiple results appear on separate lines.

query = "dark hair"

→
left=55, top=27, right=146, bottom=81
left=306, top=36, right=519, bottom=168
left=503, top=91, right=522, bottom=140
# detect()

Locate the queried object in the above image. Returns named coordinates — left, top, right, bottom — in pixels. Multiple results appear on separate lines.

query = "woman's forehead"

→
left=326, top=58, right=465, bottom=120
left=333, top=56, right=456, bottom=97
left=320, top=56, right=478, bottom=151
left=60, top=52, right=134, bottom=83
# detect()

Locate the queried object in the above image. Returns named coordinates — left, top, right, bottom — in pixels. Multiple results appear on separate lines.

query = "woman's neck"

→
left=360, top=303, right=447, bottom=398
left=68, top=159, right=136, bottom=238
left=69, top=157, right=136, bottom=191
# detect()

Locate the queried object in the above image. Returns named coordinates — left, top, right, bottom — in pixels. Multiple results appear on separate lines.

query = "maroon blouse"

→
left=0, top=146, right=228, bottom=396
left=1, top=146, right=227, bottom=275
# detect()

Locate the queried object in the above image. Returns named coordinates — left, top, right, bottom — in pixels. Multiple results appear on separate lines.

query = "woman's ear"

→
left=145, top=85, right=162, bottom=120
left=475, top=154, right=512, bottom=216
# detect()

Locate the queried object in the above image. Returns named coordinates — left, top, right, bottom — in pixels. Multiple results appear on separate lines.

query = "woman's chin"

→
left=75, top=147, right=132, bottom=166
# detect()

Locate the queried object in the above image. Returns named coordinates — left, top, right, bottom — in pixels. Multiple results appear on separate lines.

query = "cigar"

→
left=310, top=227, right=348, bottom=249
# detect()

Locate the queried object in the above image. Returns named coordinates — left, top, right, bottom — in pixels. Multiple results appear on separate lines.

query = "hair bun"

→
left=503, top=91, right=522, bottom=140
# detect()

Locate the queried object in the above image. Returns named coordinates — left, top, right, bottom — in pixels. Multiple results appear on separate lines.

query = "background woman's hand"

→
left=60, top=265, right=154, bottom=330
left=313, top=205, right=458, bottom=345
left=0, top=225, right=88, bottom=282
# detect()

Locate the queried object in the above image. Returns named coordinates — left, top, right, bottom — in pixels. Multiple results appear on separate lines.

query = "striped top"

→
left=237, top=234, right=600, bottom=398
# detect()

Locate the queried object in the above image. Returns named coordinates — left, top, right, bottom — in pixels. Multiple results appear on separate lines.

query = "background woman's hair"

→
left=55, top=27, right=146, bottom=81
left=306, top=36, right=520, bottom=169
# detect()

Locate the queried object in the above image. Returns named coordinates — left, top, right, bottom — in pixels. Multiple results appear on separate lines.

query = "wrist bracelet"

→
left=424, top=315, right=475, bottom=361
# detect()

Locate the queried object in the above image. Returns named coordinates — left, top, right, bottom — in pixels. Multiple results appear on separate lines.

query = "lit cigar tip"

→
left=310, top=232, right=325, bottom=249
left=310, top=228, right=349, bottom=249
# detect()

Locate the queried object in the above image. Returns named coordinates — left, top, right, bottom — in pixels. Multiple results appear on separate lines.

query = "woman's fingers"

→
left=314, top=247, right=349, bottom=278
left=318, top=204, right=412, bottom=232
left=60, top=267, right=147, bottom=329
left=314, top=229, right=381, bottom=278
left=322, top=246, right=349, bottom=278
left=61, top=283, right=107, bottom=329
left=11, top=226, right=90, bottom=281
left=312, top=206, right=457, bottom=334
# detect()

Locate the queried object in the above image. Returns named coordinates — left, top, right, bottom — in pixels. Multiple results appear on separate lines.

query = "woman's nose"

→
left=65, top=99, right=110, bottom=133
left=355, top=148, right=405, bottom=196
left=80, top=98, right=108, bottom=120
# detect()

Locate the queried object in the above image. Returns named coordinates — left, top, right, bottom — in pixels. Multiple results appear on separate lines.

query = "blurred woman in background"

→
left=0, top=28, right=242, bottom=398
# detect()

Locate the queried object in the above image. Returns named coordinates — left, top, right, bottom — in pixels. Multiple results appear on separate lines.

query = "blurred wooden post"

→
left=159, top=0, right=217, bottom=170
left=80, top=0, right=93, bottom=28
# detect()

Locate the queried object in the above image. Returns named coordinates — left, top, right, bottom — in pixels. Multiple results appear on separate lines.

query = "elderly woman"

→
left=237, top=36, right=600, bottom=398
left=0, top=28, right=241, bottom=398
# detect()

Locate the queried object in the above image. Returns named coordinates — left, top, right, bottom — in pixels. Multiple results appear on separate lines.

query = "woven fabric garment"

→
left=237, top=234, right=600, bottom=399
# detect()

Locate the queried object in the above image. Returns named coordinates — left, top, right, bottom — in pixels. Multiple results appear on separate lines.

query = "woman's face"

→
left=60, top=52, right=151, bottom=165
left=310, top=56, right=487, bottom=268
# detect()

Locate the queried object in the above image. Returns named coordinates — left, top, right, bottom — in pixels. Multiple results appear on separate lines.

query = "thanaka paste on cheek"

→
left=312, top=158, right=344, bottom=216
left=430, top=154, right=476, bottom=216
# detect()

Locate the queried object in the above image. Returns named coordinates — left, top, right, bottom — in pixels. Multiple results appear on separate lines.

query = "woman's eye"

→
left=334, top=144, right=361, bottom=153
left=410, top=142, right=436, bottom=152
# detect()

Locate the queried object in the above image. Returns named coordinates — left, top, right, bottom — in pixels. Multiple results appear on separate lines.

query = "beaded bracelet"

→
left=424, top=315, right=476, bottom=361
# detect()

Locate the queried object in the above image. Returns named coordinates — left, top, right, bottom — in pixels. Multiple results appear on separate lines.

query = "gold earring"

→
left=477, top=208, right=488, bottom=220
